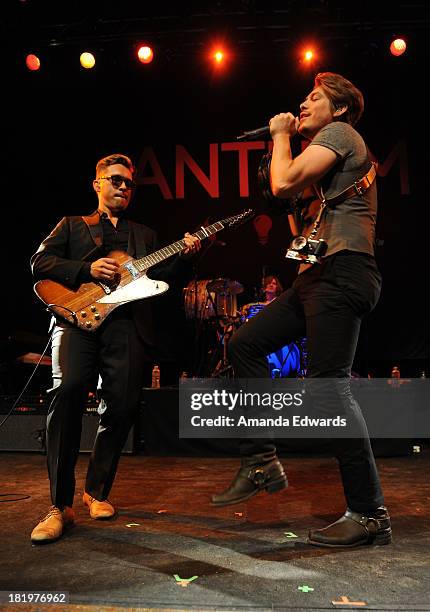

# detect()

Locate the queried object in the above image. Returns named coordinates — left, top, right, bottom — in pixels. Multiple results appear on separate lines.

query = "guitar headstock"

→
left=224, top=208, right=255, bottom=229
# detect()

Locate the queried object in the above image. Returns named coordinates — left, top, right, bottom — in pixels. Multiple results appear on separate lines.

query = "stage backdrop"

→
left=3, top=42, right=428, bottom=386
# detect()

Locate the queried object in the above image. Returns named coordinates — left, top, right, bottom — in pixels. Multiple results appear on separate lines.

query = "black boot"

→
left=211, top=452, right=288, bottom=507
left=308, top=506, right=392, bottom=548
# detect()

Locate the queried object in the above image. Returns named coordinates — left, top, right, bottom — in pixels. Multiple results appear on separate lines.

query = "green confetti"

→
left=298, top=585, right=314, bottom=593
left=173, top=575, right=199, bottom=587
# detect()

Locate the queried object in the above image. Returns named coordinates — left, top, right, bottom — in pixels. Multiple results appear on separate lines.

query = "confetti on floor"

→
left=173, top=574, right=199, bottom=588
left=332, top=595, right=367, bottom=606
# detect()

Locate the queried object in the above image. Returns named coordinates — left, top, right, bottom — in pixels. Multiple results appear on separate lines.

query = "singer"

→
left=212, top=72, right=391, bottom=549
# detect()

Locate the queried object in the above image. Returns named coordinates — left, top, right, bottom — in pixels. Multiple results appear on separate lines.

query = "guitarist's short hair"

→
left=96, top=154, right=135, bottom=177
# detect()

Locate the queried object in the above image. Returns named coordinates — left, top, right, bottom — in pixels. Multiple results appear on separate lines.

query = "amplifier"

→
left=0, top=396, right=135, bottom=454
left=138, top=388, right=414, bottom=458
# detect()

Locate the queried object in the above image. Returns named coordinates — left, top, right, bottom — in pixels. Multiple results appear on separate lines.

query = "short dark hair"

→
left=314, top=72, right=364, bottom=126
left=96, top=154, right=135, bottom=177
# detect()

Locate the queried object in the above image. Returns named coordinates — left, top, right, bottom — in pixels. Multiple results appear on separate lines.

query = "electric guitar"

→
left=34, top=209, right=254, bottom=332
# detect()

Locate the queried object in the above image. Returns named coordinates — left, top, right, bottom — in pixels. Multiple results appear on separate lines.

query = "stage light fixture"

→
left=390, top=38, right=407, bottom=57
left=80, top=52, right=96, bottom=69
left=138, top=45, right=154, bottom=64
left=304, top=49, right=314, bottom=62
left=25, top=54, right=40, bottom=71
left=214, top=50, right=224, bottom=64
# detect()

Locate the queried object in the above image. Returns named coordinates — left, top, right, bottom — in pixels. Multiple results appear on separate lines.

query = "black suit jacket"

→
left=31, top=210, right=191, bottom=347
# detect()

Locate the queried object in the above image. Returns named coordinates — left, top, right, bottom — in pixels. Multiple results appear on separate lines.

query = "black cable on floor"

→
left=0, top=494, right=31, bottom=502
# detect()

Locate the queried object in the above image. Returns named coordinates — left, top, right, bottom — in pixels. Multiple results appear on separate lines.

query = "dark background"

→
left=2, top=0, right=429, bottom=393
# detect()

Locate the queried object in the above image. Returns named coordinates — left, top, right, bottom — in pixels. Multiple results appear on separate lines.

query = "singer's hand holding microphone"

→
left=237, top=112, right=300, bottom=141
left=269, top=113, right=300, bottom=138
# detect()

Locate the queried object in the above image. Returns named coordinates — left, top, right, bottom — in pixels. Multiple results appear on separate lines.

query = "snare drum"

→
left=240, top=301, right=303, bottom=377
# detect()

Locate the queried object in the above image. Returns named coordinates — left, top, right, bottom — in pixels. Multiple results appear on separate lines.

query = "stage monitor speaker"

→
left=139, top=387, right=238, bottom=457
left=0, top=397, right=135, bottom=454
left=138, top=388, right=415, bottom=458
left=79, top=411, right=135, bottom=454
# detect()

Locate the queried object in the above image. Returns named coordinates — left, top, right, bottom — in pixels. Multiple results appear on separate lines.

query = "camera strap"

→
left=309, top=161, right=377, bottom=239
left=307, top=199, right=327, bottom=241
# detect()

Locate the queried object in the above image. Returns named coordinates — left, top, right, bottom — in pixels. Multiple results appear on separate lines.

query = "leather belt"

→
left=319, top=162, right=377, bottom=207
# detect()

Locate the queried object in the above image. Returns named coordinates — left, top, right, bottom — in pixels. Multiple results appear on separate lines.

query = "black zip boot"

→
left=308, top=506, right=392, bottom=547
left=211, top=452, right=288, bottom=507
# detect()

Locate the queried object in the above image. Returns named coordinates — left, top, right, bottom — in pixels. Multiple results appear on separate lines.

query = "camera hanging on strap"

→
left=258, top=152, right=377, bottom=265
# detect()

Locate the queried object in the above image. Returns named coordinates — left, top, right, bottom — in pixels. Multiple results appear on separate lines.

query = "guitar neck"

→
left=132, top=220, right=225, bottom=272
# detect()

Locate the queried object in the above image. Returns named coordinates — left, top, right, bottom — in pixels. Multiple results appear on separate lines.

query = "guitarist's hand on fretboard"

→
left=90, top=257, right=120, bottom=281
left=179, top=233, right=202, bottom=259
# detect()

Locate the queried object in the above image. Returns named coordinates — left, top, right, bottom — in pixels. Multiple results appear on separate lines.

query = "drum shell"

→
left=183, top=280, right=216, bottom=320
left=184, top=280, right=238, bottom=320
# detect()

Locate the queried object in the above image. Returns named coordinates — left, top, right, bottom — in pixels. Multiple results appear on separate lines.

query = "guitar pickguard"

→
left=97, top=274, right=169, bottom=304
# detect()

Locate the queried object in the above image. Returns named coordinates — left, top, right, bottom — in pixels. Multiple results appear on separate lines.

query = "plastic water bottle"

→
left=151, top=365, right=160, bottom=389
left=390, top=365, right=400, bottom=388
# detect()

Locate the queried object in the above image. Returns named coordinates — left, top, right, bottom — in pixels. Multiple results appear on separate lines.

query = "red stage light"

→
left=138, top=46, right=154, bottom=64
left=390, top=38, right=407, bottom=57
left=26, top=54, right=40, bottom=71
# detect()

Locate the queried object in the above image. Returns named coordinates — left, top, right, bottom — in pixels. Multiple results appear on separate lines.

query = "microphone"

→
left=237, top=126, right=270, bottom=141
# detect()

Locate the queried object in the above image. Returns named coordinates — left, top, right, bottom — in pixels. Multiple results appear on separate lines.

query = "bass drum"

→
left=240, top=301, right=303, bottom=377
left=267, top=344, right=301, bottom=378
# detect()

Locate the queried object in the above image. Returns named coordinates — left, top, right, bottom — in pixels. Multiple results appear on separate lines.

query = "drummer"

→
left=261, top=275, right=283, bottom=305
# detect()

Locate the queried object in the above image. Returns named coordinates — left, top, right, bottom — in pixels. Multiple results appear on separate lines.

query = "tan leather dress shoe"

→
left=31, top=506, right=75, bottom=544
left=83, top=492, right=115, bottom=519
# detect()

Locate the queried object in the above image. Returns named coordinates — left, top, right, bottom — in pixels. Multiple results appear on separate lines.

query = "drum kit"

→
left=184, top=278, right=243, bottom=321
left=183, top=278, right=307, bottom=378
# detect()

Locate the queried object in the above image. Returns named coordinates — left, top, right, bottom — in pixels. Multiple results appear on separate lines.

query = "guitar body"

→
left=33, top=209, right=254, bottom=332
left=34, top=250, right=169, bottom=332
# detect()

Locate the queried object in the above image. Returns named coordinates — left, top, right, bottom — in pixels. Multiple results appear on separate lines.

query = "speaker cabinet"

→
left=0, top=397, right=135, bottom=454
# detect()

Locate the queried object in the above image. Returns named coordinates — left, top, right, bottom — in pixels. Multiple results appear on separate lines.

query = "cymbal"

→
left=206, top=278, right=244, bottom=294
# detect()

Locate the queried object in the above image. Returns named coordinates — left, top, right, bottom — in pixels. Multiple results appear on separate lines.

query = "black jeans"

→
left=228, top=251, right=384, bottom=513
left=46, top=311, right=146, bottom=507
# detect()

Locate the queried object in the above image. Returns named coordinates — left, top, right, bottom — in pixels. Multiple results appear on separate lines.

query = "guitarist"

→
left=212, top=73, right=392, bottom=548
left=30, top=153, right=200, bottom=544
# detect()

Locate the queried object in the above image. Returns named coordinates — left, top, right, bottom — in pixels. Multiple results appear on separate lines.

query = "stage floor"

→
left=1, top=450, right=429, bottom=611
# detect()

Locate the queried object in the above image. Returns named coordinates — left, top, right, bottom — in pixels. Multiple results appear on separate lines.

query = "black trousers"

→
left=228, top=251, right=384, bottom=513
left=46, top=311, right=146, bottom=507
